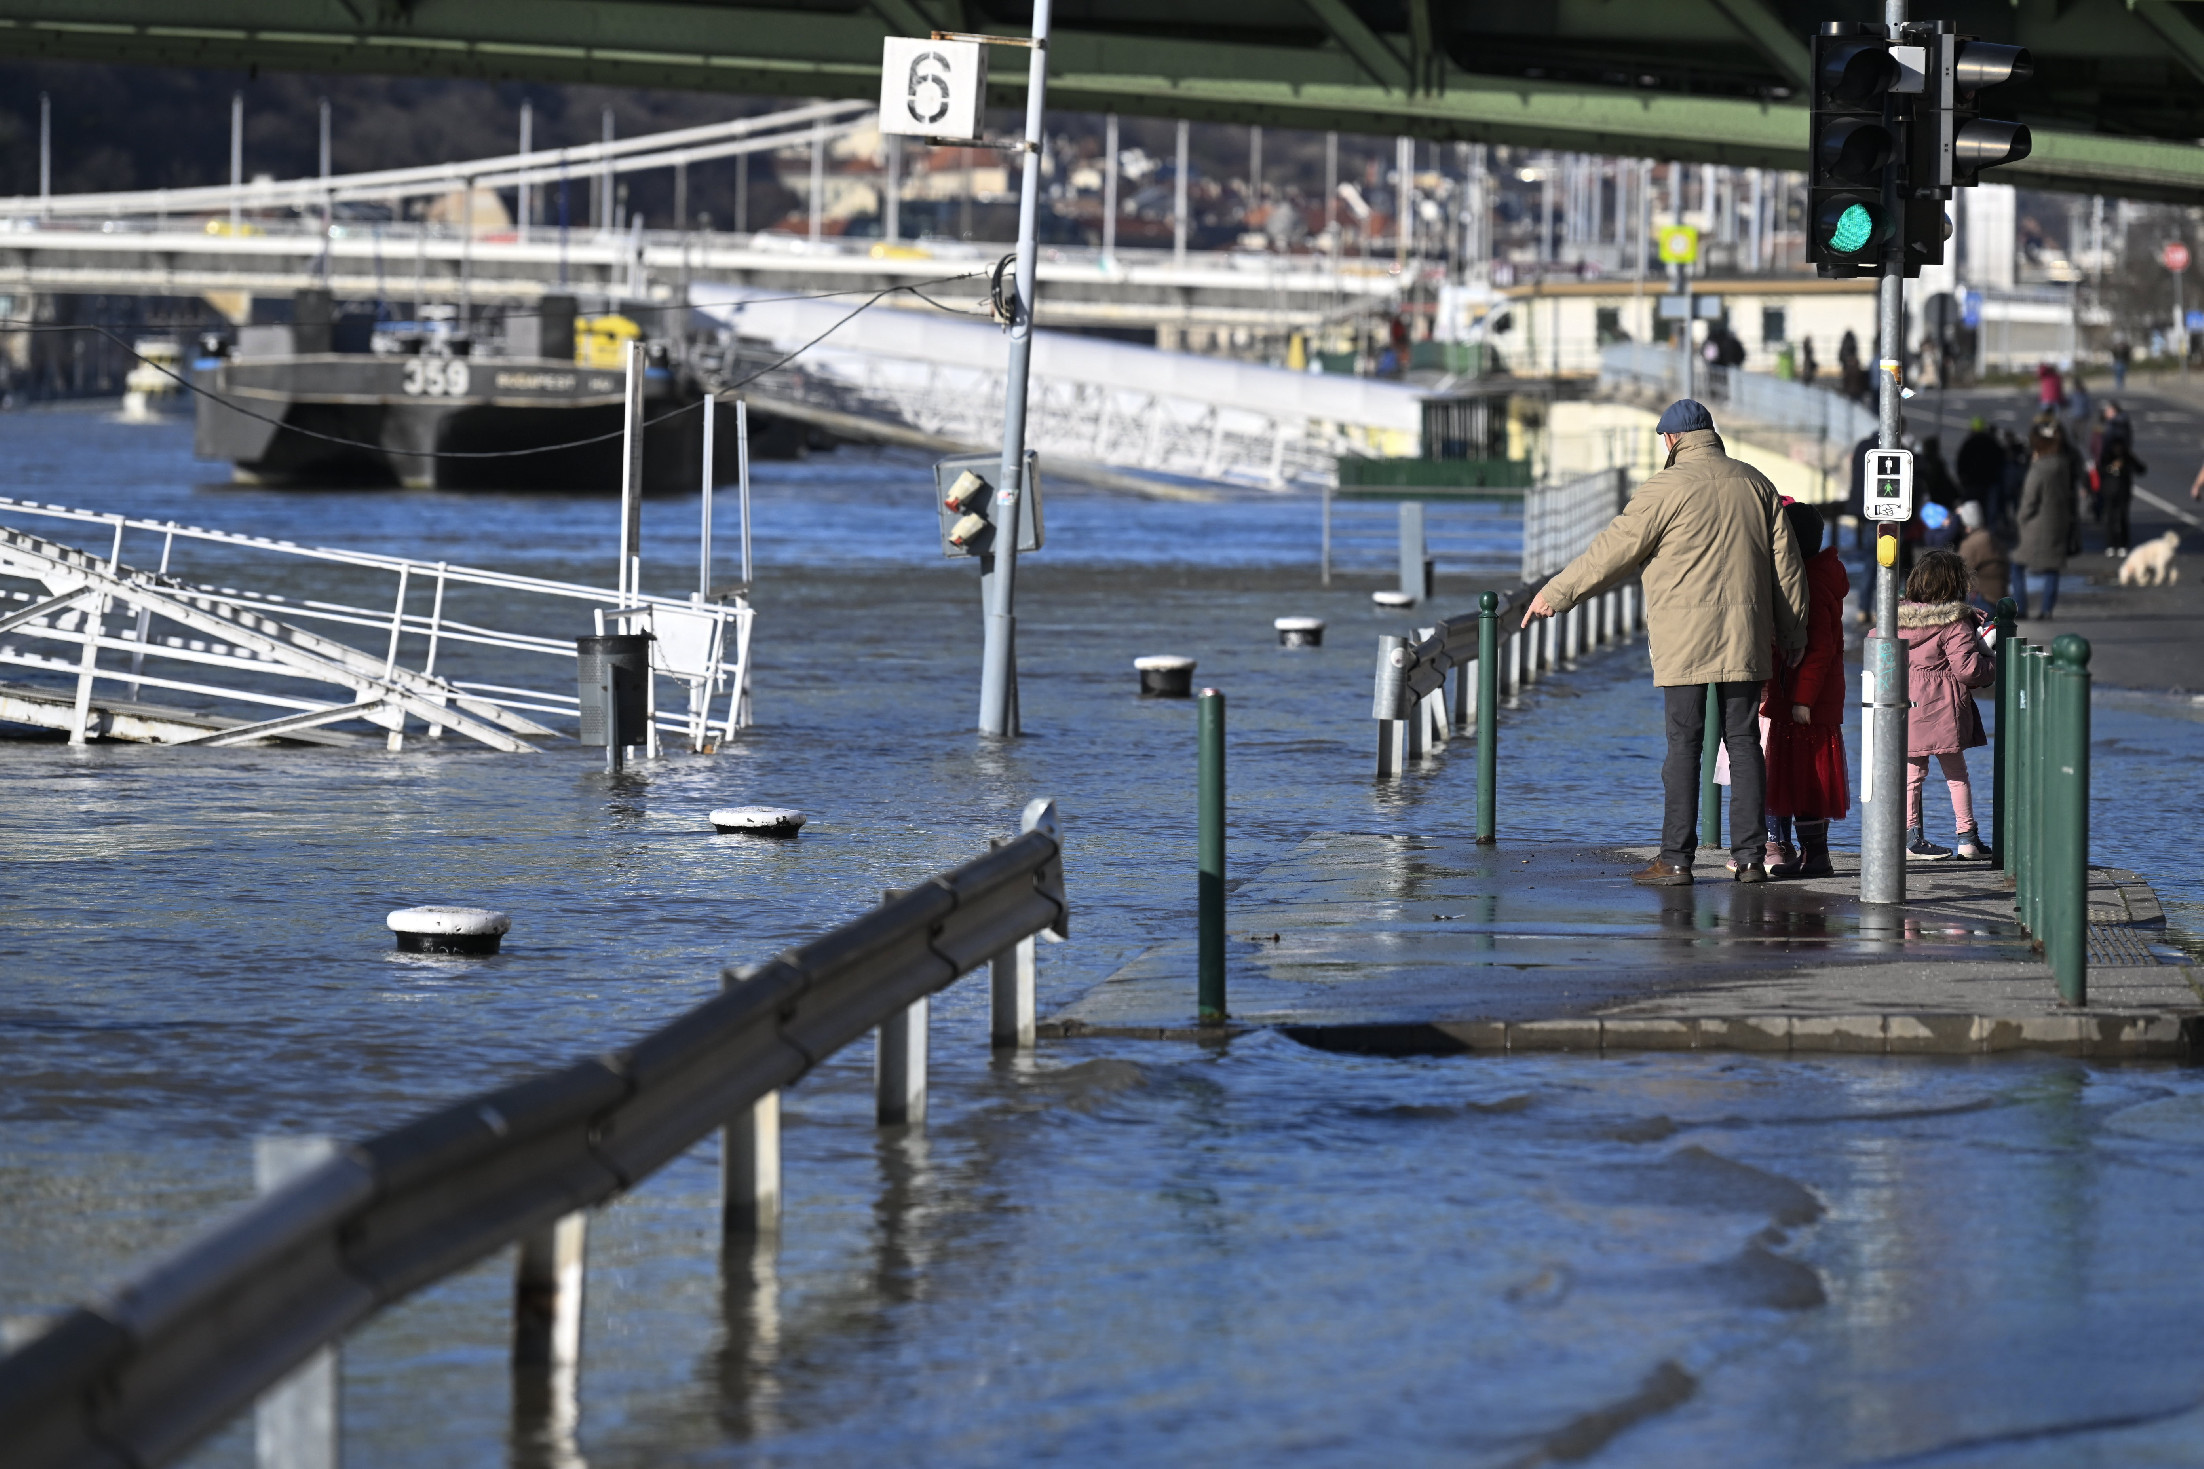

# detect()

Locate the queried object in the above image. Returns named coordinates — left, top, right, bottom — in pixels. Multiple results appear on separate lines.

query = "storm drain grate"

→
left=2087, top=924, right=2160, bottom=967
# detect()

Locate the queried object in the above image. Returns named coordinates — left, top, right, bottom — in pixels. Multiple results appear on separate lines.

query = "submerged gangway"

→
left=0, top=495, right=752, bottom=752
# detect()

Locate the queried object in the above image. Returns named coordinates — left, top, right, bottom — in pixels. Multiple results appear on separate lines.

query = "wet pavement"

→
left=1049, top=837, right=2200, bottom=1055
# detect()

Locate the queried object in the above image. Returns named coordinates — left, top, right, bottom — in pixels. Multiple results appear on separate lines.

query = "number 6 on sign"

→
left=878, top=37, right=987, bottom=141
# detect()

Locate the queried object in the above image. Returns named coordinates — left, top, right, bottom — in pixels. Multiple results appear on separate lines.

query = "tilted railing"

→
left=0, top=496, right=751, bottom=752
left=0, top=799, right=1066, bottom=1469
left=1600, top=342, right=1875, bottom=444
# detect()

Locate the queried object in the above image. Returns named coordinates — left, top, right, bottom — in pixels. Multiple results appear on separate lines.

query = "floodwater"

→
left=5, top=408, right=2204, bottom=1467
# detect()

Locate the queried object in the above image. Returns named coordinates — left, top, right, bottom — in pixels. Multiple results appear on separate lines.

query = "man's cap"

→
left=1655, top=399, right=1715, bottom=435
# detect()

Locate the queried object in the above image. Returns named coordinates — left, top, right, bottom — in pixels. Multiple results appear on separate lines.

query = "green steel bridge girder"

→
left=1, top=0, right=2202, bottom=203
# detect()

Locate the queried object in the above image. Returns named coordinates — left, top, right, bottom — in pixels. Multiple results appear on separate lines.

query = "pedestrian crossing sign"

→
left=1864, top=448, right=1914, bottom=522
left=1657, top=225, right=1699, bottom=265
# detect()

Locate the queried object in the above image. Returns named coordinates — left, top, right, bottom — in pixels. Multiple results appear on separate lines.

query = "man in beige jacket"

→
left=1524, top=399, right=1809, bottom=884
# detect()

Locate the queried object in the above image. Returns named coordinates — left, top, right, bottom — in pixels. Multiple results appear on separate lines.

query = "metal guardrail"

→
left=1991, top=603, right=2093, bottom=1003
left=0, top=799, right=1067, bottom=1469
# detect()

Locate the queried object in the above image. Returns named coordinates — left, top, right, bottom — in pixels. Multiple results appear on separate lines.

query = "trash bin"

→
left=576, top=633, right=651, bottom=748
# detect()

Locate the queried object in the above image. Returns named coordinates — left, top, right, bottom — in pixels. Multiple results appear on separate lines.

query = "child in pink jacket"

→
left=1893, top=549, right=1997, bottom=859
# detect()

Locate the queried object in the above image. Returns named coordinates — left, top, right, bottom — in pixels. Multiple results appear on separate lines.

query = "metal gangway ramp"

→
left=0, top=497, right=753, bottom=752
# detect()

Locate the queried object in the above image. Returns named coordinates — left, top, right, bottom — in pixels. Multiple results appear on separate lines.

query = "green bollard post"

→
left=2025, top=647, right=2046, bottom=934
left=2017, top=647, right=2036, bottom=929
left=1991, top=599, right=2017, bottom=870
left=1197, top=686, right=1226, bottom=1022
left=1476, top=591, right=1498, bottom=845
left=1699, top=683, right=1721, bottom=856
left=2047, top=636, right=2091, bottom=1005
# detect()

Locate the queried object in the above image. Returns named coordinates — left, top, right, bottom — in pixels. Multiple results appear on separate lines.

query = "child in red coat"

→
left=1763, top=502, right=1850, bottom=877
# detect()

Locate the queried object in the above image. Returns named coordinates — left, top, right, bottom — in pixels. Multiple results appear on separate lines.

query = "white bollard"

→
left=876, top=996, right=927, bottom=1126
left=722, top=1090, right=782, bottom=1236
left=1622, top=583, right=1639, bottom=636
left=1274, top=616, right=1325, bottom=648
left=386, top=906, right=509, bottom=956
left=255, top=1137, right=341, bottom=1469
left=710, top=806, right=806, bottom=837
left=991, top=938, right=1035, bottom=1049
left=1135, top=655, right=1196, bottom=697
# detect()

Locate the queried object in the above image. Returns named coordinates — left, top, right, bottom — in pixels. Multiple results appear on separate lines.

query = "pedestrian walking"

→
left=1955, top=501, right=2008, bottom=612
left=1956, top=415, right=2004, bottom=521
left=2013, top=423, right=2074, bottom=618
left=1522, top=399, right=1809, bottom=885
left=1761, top=502, right=1849, bottom=879
left=1798, top=336, right=1819, bottom=386
left=2097, top=436, right=2145, bottom=555
left=2036, top=361, right=2063, bottom=412
left=2112, top=339, right=2132, bottom=392
left=1883, top=550, right=1995, bottom=860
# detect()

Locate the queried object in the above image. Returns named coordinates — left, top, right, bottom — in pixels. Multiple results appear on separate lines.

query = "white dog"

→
left=2119, top=530, right=2182, bottom=586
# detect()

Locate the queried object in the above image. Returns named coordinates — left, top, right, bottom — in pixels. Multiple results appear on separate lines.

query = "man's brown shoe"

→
left=1735, top=862, right=1769, bottom=884
left=1631, top=858, right=1693, bottom=886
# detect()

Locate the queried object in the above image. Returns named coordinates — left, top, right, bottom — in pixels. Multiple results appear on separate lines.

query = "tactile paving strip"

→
left=2087, top=924, right=2160, bottom=967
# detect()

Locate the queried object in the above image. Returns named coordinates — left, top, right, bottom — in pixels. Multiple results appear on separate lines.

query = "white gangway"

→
left=0, top=495, right=752, bottom=753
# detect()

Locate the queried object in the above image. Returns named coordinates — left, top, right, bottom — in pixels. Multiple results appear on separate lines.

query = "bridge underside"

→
left=2, top=1, right=2204, bottom=201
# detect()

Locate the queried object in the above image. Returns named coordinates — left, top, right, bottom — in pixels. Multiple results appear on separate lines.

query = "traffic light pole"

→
left=977, top=0, right=1051, bottom=738
left=1861, top=0, right=1910, bottom=906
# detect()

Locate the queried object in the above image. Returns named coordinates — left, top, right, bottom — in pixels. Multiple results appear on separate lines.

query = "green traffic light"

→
left=1827, top=203, right=1875, bottom=255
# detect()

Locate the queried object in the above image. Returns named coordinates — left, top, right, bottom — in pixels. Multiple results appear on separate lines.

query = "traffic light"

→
left=1809, top=25, right=1904, bottom=277
left=1912, top=29, right=2033, bottom=190
left=933, top=451, right=1044, bottom=558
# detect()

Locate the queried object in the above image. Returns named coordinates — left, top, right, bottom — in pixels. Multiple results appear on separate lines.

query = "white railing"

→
left=1522, top=467, right=1629, bottom=581
left=1600, top=342, right=1875, bottom=443
left=0, top=496, right=751, bottom=752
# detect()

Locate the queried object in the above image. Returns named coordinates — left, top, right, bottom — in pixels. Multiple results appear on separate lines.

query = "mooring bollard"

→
left=1476, top=591, right=1498, bottom=844
left=385, top=905, right=510, bottom=955
left=255, top=1136, right=341, bottom=1469
left=1699, top=683, right=1721, bottom=855
left=710, top=806, right=806, bottom=837
left=1991, top=597, right=2017, bottom=869
left=1274, top=616, right=1325, bottom=648
left=1136, top=655, right=1196, bottom=698
left=1198, top=687, right=1226, bottom=1022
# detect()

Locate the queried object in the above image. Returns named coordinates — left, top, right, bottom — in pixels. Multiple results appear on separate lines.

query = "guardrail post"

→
left=876, top=996, right=928, bottom=1126
left=1374, top=635, right=1406, bottom=777
left=513, top=1211, right=588, bottom=1368
left=1699, top=683, right=1721, bottom=855
left=1451, top=653, right=1473, bottom=731
left=1562, top=602, right=1579, bottom=662
left=990, top=938, right=1036, bottom=1050
left=1198, top=686, right=1227, bottom=1022
left=1476, top=591, right=1498, bottom=844
left=1404, top=629, right=1432, bottom=759
left=2048, top=635, right=2091, bottom=1005
left=1622, top=583, right=1638, bottom=637
left=1504, top=621, right=1522, bottom=696
left=2011, top=640, right=2033, bottom=918
left=1991, top=598, right=2017, bottom=870
left=722, top=1089, right=781, bottom=1237
left=255, top=1136, right=341, bottom=1469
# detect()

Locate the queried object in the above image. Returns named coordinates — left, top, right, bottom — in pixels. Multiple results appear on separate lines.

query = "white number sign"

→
left=878, top=37, right=987, bottom=141
left=401, top=358, right=472, bottom=397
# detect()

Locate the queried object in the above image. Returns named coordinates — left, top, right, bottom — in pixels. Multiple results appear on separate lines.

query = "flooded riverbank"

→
left=4, top=410, right=2203, bottom=1465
